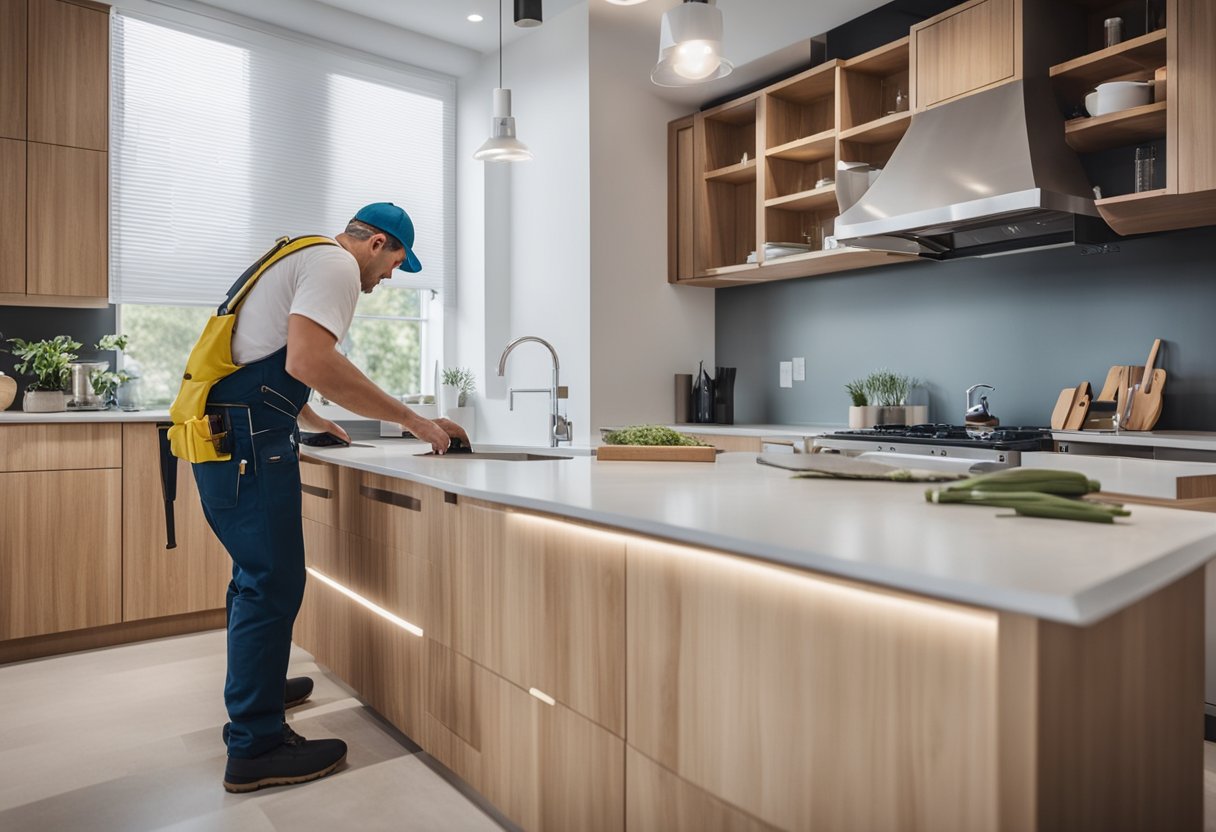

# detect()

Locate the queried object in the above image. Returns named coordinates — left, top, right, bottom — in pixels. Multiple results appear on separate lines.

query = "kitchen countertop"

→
left=1023, top=451, right=1216, bottom=501
left=0, top=409, right=170, bottom=423
left=301, top=439, right=1216, bottom=626
left=1053, top=429, right=1216, bottom=452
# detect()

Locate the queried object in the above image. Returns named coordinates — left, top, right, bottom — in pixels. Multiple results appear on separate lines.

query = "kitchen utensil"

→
left=1104, top=17, right=1123, bottom=48
left=1123, top=339, right=1167, bottom=431
left=1135, top=145, right=1157, bottom=192
left=1082, top=399, right=1119, bottom=431
left=66, top=361, right=109, bottom=410
left=713, top=367, right=736, bottom=425
left=1063, top=382, right=1092, bottom=431
left=694, top=361, right=715, bottom=423
left=1085, top=90, right=1099, bottom=117
left=1093, top=81, right=1153, bottom=116
left=1051, top=387, right=1078, bottom=430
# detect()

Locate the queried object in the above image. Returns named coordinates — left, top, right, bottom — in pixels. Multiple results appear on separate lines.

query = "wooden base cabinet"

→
left=424, top=640, right=625, bottom=832
left=0, top=468, right=121, bottom=640
left=122, top=424, right=231, bottom=621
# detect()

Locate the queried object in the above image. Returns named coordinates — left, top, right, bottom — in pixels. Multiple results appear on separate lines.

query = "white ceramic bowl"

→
left=1091, top=81, right=1153, bottom=116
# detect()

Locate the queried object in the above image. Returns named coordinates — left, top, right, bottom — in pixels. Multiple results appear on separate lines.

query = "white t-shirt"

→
left=230, top=244, right=361, bottom=365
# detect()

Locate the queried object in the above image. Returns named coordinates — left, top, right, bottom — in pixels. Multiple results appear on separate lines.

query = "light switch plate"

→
left=779, top=361, right=793, bottom=388
left=793, top=357, right=805, bottom=382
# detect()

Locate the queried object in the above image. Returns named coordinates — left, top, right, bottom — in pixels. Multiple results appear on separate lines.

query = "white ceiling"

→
left=311, top=0, right=586, bottom=53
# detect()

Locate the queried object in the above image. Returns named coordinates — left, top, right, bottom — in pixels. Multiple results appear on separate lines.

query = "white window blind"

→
left=110, top=7, right=455, bottom=306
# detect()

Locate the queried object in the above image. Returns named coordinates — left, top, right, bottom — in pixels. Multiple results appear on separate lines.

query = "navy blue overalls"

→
left=192, top=346, right=310, bottom=759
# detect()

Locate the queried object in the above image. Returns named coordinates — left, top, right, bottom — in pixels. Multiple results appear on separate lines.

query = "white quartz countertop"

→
left=301, top=439, right=1216, bottom=626
left=0, top=409, right=170, bottom=423
left=1022, top=452, right=1216, bottom=501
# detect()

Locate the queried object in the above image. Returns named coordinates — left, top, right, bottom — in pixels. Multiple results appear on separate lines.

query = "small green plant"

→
left=90, top=369, right=136, bottom=405
left=603, top=425, right=706, bottom=446
left=441, top=367, right=476, bottom=407
left=845, top=369, right=921, bottom=408
left=7, top=336, right=82, bottom=391
left=95, top=334, right=130, bottom=352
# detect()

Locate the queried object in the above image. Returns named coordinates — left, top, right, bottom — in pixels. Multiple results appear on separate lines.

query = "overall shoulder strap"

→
left=218, top=235, right=338, bottom=315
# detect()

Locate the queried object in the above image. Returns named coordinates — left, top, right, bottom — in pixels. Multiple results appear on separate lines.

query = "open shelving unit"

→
left=837, top=37, right=912, bottom=170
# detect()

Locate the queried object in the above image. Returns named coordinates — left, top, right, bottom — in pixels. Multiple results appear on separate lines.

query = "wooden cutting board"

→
left=756, top=454, right=965, bottom=482
left=596, top=445, right=718, bottom=462
left=1051, top=382, right=1092, bottom=430
left=1124, top=339, right=1167, bottom=431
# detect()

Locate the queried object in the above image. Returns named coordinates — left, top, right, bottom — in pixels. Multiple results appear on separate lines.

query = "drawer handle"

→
left=360, top=485, right=421, bottom=512
left=301, top=484, right=332, bottom=500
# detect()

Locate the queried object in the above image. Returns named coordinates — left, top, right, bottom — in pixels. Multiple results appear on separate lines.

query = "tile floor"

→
left=0, top=630, right=507, bottom=832
left=4, top=629, right=1216, bottom=831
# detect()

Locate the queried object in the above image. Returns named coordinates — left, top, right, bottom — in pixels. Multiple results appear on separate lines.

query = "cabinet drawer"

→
left=424, top=640, right=625, bottom=832
left=348, top=533, right=430, bottom=634
left=354, top=472, right=431, bottom=555
left=302, top=517, right=350, bottom=586
left=0, top=423, right=121, bottom=471
left=300, top=456, right=341, bottom=526
left=0, top=468, right=121, bottom=639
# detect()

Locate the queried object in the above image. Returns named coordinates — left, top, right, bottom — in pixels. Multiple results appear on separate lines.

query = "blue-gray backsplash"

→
left=715, top=226, right=1216, bottom=430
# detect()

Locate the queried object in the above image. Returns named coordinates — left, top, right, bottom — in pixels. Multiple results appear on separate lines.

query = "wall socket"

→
left=793, top=357, right=805, bottom=382
left=779, top=361, right=793, bottom=388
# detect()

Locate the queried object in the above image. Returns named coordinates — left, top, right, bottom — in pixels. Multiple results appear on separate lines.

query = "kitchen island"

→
left=295, top=440, right=1216, bottom=832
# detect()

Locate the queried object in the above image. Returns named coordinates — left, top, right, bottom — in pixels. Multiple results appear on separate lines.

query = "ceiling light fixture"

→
left=514, top=0, right=543, bottom=27
left=651, top=0, right=733, bottom=87
left=467, top=13, right=484, bottom=22
left=474, top=1, right=534, bottom=162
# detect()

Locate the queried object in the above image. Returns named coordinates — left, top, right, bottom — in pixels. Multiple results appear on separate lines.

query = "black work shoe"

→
left=222, top=733, right=347, bottom=793
left=223, top=720, right=303, bottom=747
left=284, top=676, right=314, bottom=709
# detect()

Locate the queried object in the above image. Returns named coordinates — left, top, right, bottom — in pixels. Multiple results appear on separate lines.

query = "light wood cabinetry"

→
left=424, top=639, right=625, bottom=832
left=0, top=467, right=121, bottom=640
left=667, top=115, right=696, bottom=283
left=27, top=0, right=109, bottom=152
left=26, top=142, right=108, bottom=298
left=0, top=0, right=27, bottom=141
left=911, top=0, right=1019, bottom=111
left=121, top=423, right=230, bottom=622
left=626, top=747, right=783, bottom=832
left=0, top=422, right=120, bottom=471
left=1, top=139, right=28, bottom=294
left=0, top=0, right=110, bottom=308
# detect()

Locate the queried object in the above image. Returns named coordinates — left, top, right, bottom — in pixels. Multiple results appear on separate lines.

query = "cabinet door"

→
left=424, top=640, right=625, bottom=832
left=668, top=115, right=696, bottom=283
left=1177, top=0, right=1216, bottom=194
left=912, top=0, right=1017, bottom=111
left=27, top=143, right=108, bottom=298
left=0, top=468, right=122, bottom=639
left=121, top=423, right=231, bottom=621
left=0, top=138, right=25, bottom=294
left=0, top=0, right=26, bottom=140
left=28, top=0, right=109, bottom=151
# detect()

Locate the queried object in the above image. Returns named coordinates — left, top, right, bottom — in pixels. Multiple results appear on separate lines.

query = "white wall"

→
left=455, top=5, right=592, bottom=446
left=588, top=4, right=715, bottom=431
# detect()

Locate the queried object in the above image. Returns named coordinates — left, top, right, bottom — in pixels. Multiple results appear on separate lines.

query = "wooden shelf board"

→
left=1096, top=189, right=1216, bottom=236
left=1095, top=188, right=1170, bottom=207
left=701, top=263, right=760, bottom=277
left=841, top=36, right=910, bottom=76
left=701, top=95, right=758, bottom=124
left=704, top=159, right=757, bottom=184
left=679, top=247, right=920, bottom=287
left=766, top=130, right=837, bottom=163
left=766, top=60, right=839, bottom=104
left=765, top=184, right=838, bottom=214
left=1064, top=101, right=1167, bottom=154
left=1050, top=30, right=1168, bottom=99
left=839, top=110, right=912, bottom=144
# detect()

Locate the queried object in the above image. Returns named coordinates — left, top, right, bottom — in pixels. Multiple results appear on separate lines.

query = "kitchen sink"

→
left=420, top=451, right=573, bottom=461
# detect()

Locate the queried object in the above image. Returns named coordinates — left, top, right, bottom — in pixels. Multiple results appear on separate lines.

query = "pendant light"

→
left=514, top=0, right=542, bottom=27
left=651, top=0, right=733, bottom=87
left=474, top=1, right=534, bottom=162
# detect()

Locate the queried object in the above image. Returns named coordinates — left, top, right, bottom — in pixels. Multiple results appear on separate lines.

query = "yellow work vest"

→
left=166, top=235, right=338, bottom=463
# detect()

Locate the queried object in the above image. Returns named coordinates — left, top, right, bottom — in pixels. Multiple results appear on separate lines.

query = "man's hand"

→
left=298, top=403, right=351, bottom=443
left=407, top=417, right=451, bottom=454
left=434, top=418, right=471, bottom=446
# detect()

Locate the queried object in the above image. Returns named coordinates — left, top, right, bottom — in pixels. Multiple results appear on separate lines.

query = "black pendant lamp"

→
left=514, top=0, right=542, bottom=28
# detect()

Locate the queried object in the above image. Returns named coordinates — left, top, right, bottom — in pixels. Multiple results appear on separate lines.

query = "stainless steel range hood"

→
left=835, top=79, right=1110, bottom=259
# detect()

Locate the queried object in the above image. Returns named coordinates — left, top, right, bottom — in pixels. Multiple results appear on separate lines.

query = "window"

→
left=109, top=8, right=454, bottom=405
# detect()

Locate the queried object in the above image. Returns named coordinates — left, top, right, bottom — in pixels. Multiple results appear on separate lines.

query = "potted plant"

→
left=440, top=367, right=476, bottom=440
left=6, top=335, right=82, bottom=412
left=845, top=370, right=927, bottom=428
left=89, top=370, right=137, bottom=409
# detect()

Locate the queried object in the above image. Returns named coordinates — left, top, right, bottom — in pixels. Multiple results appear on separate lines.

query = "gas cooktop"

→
left=823, top=424, right=1053, bottom=452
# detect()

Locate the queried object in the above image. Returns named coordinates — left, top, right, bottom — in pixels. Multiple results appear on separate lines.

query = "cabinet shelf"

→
left=704, top=159, right=757, bottom=184
left=1050, top=29, right=1167, bottom=100
left=1064, top=101, right=1166, bottom=153
left=766, top=130, right=836, bottom=164
left=838, top=110, right=912, bottom=145
left=764, top=183, right=837, bottom=213
left=681, top=247, right=919, bottom=287
left=842, top=36, right=910, bottom=76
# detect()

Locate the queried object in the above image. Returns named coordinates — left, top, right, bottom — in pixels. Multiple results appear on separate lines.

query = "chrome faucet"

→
left=496, top=336, right=572, bottom=447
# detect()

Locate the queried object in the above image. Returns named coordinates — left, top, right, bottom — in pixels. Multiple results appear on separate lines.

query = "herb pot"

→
left=23, top=390, right=66, bottom=413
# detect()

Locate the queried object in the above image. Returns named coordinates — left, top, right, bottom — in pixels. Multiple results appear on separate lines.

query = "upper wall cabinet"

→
left=0, top=0, right=27, bottom=140
left=28, top=0, right=109, bottom=151
left=911, top=0, right=1019, bottom=111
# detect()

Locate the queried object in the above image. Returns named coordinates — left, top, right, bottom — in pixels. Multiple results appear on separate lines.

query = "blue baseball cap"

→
left=353, top=202, right=422, bottom=273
